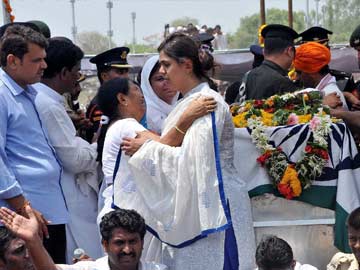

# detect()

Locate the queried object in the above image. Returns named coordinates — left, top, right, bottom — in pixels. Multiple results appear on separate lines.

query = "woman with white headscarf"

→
left=141, top=55, right=179, bottom=134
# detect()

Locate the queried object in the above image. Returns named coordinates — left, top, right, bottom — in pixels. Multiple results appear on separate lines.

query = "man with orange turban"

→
left=294, top=42, right=348, bottom=110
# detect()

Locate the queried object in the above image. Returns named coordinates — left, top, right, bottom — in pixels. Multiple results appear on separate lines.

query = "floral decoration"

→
left=247, top=110, right=332, bottom=199
left=3, top=0, right=15, bottom=22
left=231, top=91, right=328, bottom=128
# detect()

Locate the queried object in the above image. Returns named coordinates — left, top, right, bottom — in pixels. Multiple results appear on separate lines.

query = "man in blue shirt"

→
left=0, top=25, right=68, bottom=262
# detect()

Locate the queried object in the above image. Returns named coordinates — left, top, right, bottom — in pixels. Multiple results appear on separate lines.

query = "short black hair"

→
left=319, top=65, right=330, bottom=76
left=0, top=227, right=16, bottom=262
left=256, top=235, right=294, bottom=270
left=100, top=208, right=146, bottom=242
left=264, top=37, right=293, bottom=55
left=347, top=207, right=360, bottom=230
left=0, top=24, right=48, bottom=67
left=43, top=38, right=84, bottom=79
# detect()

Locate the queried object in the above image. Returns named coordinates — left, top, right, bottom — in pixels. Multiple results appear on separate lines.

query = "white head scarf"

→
left=141, top=55, right=179, bottom=134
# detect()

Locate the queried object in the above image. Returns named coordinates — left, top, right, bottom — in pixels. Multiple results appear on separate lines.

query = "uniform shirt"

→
left=0, top=69, right=68, bottom=224
left=85, top=98, right=102, bottom=143
left=327, top=252, right=359, bottom=270
left=57, top=256, right=168, bottom=270
left=245, top=60, right=298, bottom=100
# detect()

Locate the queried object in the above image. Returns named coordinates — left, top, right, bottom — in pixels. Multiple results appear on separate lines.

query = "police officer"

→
left=85, top=47, right=132, bottom=142
left=244, top=24, right=299, bottom=100
left=297, top=26, right=333, bottom=47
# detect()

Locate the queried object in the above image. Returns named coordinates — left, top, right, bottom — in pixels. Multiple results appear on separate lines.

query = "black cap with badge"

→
left=297, top=26, right=332, bottom=45
left=89, top=47, right=132, bottom=70
left=261, top=24, right=299, bottom=42
left=193, top=32, right=214, bottom=52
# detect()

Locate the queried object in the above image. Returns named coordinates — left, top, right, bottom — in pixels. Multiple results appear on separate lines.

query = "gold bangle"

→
left=174, top=125, right=186, bottom=135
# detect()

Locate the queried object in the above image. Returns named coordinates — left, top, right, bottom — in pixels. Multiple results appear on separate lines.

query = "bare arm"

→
left=122, top=96, right=217, bottom=155
left=0, top=206, right=58, bottom=270
left=331, top=109, right=360, bottom=131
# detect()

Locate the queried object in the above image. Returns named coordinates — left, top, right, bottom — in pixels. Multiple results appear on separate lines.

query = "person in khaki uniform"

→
left=328, top=207, right=360, bottom=270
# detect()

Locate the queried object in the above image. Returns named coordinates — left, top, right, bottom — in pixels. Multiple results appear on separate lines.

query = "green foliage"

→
left=124, top=43, right=157, bottom=54
left=228, top=8, right=306, bottom=49
left=321, top=0, right=360, bottom=44
left=77, top=31, right=116, bottom=54
left=170, top=17, right=199, bottom=27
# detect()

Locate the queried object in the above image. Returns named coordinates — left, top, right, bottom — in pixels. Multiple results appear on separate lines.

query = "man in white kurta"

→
left=34, top=38, right=102, bottom=262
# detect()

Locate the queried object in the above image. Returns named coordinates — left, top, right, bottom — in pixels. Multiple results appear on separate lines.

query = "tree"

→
left=76, top=31, right=116, bottom=54
left=320, top=0, right=360, bottom=44
left=228, top=8, right=306, bottom=49
left=124, top=43, right=157, bottom=54
left=170, top=16, right=199, bottom=27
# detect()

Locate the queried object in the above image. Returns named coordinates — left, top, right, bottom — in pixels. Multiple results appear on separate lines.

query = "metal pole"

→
left=260, top=0, right=266, bottom=25
left=107, top=0, right=113, bottom=49
left=306, top=0, right=310, bottom=28
left=131, top=12, right=136, bottom=53
left=315, top=0, right=320, bottom=25
left=288, top=0, right=293, bottom=28
left=70, top=0, right=77, bottom=44
left=2, top=0, right=11, bottom=24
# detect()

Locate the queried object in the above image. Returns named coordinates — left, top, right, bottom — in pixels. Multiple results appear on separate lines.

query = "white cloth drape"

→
left=140, top=55, right=179, bottom=134
left=120, top=83, right=230, bottom=246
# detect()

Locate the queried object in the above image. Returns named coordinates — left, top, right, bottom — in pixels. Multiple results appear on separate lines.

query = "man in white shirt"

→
left=0, top=206, right=167, bottom=270
left=255, top=235, right=318, bottom=270
left=294, top=41, right=348, bottom=110
left=33, top=38, right=102, bottom=262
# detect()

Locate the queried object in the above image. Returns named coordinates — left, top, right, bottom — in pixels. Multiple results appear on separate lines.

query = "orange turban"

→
left=294, top=42, right=331, bottom=73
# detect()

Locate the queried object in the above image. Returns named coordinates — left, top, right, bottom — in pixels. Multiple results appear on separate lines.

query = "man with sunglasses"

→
left=85, top=47, right=132, bottom=143
left=244, top=24, right=299, bottom=100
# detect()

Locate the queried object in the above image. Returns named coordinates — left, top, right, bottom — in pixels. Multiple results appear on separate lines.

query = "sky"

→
left=4, top=0, right=322, bottom=46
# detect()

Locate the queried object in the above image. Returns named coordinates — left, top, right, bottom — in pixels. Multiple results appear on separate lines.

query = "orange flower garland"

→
left=3, top=0, right=15, bottom=22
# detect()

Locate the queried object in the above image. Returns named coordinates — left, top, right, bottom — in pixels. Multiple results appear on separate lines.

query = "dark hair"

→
left=0, top=227, right=16, bottom=262
left=149, top=61, right=161, bottom=81
left=347, top=207, right=360, bottom=230
left=319, top=65, right=330, bottom=76
left=96, top=77, right=132, bottom=162
left=158, top=32, right=213, bottom=81
left=42, top=38, right=84, bottom=78
left=100, top=208, right=146, bottom=242
left=97, top=66, right=129, bottom=84
left=225, top=81, right=241, bottom=105
left=256, top=235, right=293, bottom=270
left=264, top=37, right=293, bottom=55
left=0, top=25, right=48, bottom=67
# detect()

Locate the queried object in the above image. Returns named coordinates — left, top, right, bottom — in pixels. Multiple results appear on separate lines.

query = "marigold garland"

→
left=248, top=111, right=332, bottom=199
left=231, top=90, right=327, bottom=128
left=3, top=0, right=15, bottom=22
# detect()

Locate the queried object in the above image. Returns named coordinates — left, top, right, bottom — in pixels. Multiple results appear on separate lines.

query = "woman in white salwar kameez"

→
left=141, top=55, right=179, bottom=134
left=121, top=33, right=256, bottom=270
left=95, top=77, right=216, bottom=262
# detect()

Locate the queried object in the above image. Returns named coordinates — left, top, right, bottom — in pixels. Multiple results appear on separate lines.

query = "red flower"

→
left=285, top=104, right=295, bottom=110
left=253, top=100, right=264, bottom=108
left=264, top=108, right=275, bottom=113
left=257, top=151, right=271, bottom=166
left=277, top=183, right=293, bottom=200
left=320, top=150, right=329, bottom=160
left=305, top=145, right=312, bottom=153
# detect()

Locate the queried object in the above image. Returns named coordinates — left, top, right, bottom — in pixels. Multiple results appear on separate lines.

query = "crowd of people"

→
left=164, top=23, right=228, bottom=50
left=0, top=17, right=360, bottom=270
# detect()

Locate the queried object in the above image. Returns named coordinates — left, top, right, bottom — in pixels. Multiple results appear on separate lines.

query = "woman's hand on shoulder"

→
left=121, top=131, right=157, bottom=156
left=183, top=95, right=217, bottom=121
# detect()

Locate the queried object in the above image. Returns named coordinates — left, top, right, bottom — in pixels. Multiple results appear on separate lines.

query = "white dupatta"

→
left=124, top=82, right=231, bottom=246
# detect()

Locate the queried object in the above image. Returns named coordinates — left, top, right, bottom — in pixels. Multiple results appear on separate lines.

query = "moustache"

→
left=119, top=252, right=136, bottom=258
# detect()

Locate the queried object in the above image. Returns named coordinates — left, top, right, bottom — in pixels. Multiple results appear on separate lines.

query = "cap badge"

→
left=121, top=51, right=127, bottom=59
